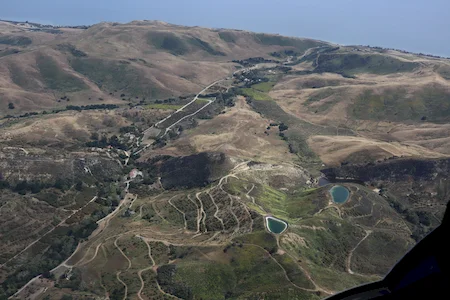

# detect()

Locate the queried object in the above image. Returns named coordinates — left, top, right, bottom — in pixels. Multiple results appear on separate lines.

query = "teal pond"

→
left=266, top=216, right=288, bottom=234
left=329, top=185, right=350, bottom=204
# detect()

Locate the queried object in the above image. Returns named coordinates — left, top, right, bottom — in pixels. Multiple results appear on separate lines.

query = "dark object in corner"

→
left=326, top=201, right=450, bottom=299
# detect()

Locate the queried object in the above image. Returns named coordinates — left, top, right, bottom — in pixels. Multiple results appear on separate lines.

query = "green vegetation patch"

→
left=195, top=98, right=210, bottom=104
left=306, top=88, right=336, bottom=103
left=251, top=81, right=276, bottom=92
left=145, top=103, right=183, bottom=110
left=303, top=87, right=347, bottom=114
left=0, top=35, right=32, bottom=46
left=188, top=37, right=226, bottom=56
left=254, top=185, right=326, bottom=220
left=233, top=231, right=278, bottom=253
left=249, top=100, right=326, bottom=160
left=350, top=84, right=450, bottom=123
left=273, top=253, right=316, bottom=289
left=7, top=62, right=41, bottom=91
left=436, top=64, right=450, bottom=80
left=307, top=264, right=379, bottom=293
left=147, top=31, right=225, bottom=56
left=174, top=261, right=236, bottom=299
left=315, top=53, right=419, bottom=75
left=158, top=243, right=311, bottom=299
left=36, top=54, right=87, bottom=92
left=70, top=57, right=166, bottom=98
left=351, top=231, right=413, bottom=275
left=255, top=34, right=326, bottom=54
left=290, top=220, right=365, bottom=272
left=57, top=43, right=87, bottom=57
left=228, top=245, right=294, bottom=296
left=0, top=49, right=20, bottom=58
left=218, top=31, right=237, bottom=43
left=147, top=31, right=189, bottom=55
left=240, top=87, right=272, bottom=100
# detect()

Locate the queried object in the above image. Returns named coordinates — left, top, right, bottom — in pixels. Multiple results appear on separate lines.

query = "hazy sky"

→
left=2, top=0, right=450, bottom=56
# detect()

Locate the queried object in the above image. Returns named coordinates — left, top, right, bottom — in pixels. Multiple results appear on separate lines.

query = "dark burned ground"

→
left=144, top=152, right=233, bottom=189
left=322, top=157, right=450, bottom=241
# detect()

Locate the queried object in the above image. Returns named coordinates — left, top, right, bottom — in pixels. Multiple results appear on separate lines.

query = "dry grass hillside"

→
left=267, top=46, right=450, bottom=166
left=0, top=20, right=328, bottom=115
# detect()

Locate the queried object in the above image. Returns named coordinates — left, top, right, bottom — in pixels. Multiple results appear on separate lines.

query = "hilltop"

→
left=0, top=20, right=327, bottom=115
left=0, top=19, right=449, bottom=300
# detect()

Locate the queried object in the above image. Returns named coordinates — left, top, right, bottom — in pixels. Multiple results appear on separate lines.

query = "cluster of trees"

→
left=157, top=265, right=193, bottom=299
left=270, top=50, right=300, bottom=58
left=279, top=123, right=289, bottom=132
left=219, top=89, right=238, bottom=107
left=119, top=125, right=138, bottom=134
left=66, top=104, right=118, bottom=111
left=4, top=103, right=119, bottom=120
left=155, top=97, right=179, bottom=104
left=3, top=111, right=40, bottom=120
left=0, top=178, right=72, bottom=195
left=57, top=44, right=87, bottom=57
left=232, top=57, right=276, bottom=67
left=0, top=217, right=99, bottom=297
left=86, top=134, right=127, bottom=150
left=385, top=194, right=434, bottom=241
left=168, top=245, right=193, bottom=260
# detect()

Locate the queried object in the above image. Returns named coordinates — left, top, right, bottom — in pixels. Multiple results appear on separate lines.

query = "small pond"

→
left=329, top=185, right=350, bottom=204
left=266, top=216, right=288, bottom=234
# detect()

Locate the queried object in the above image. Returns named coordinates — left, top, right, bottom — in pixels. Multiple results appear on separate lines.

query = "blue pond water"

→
left=266, top=217, right=288, bottom=234
left=329, top=185, right=350, bottom=204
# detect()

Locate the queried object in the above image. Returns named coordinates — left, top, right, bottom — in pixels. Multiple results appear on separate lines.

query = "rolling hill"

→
left=1, top=19, right=450, bottom=300
left=0, top=20, right=328, bottom=115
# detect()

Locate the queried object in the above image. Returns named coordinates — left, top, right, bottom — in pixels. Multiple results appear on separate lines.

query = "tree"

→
left=8, top=103, right=15, bottom=109
left=279, top=123, right=289, bottom=131
left=75, top=181, right=83, bottom=191
left=90, top=132, right=99, bottom=140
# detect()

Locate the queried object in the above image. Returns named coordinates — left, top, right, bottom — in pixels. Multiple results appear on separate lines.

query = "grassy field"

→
left=436, top=64, right=450, bottom=80
left=251, top=81, right=277, bottom=92
left=218, top=31, right=237, bottom=43
left=7, top=61, right=42, bottom=91
left=147, top=31, right=225, bottom=56
left=36, top=54, right=88, bottom=93
left=302, top=87, right=347, bottom=114
left=240, top=87, right=272, bottom=100
left=248, top=99, right=342, bottom=160
left=305, top=88, right=336, bottom=103
left=249, top=185, right=327, bottom=221
left=70, top=57, right=166, bottom=98
left=0, top=49, right=20, bottom=58
left=195, top=98, right=210, bottom=104
left=240, top=81, right=276, bottom=101
left=162, top=242, right=320, bottom=299
left=0, top=35, right=32, bottom=46
left=350, top=84, right=450, bottom=123
left=146, top=103, right=183, bottom=110
left=147, top=31, right=190, bottom=56
left=255, top=33, right=326, bottom=54
left=315, top=53, right=420, bottom=75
